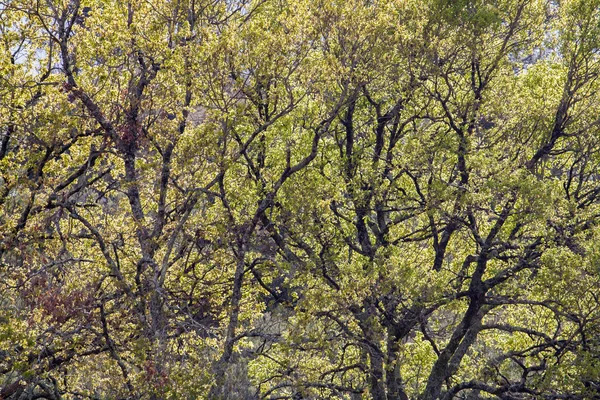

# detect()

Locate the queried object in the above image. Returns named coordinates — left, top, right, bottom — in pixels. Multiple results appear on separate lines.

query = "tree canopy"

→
left=1, top=0, right=600, bottom=399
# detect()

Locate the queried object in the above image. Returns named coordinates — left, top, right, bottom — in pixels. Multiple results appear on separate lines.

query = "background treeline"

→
left=1, top=0, right=600, bottom=398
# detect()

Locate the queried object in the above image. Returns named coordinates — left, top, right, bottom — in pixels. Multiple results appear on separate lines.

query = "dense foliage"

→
left=1, top=0, right=600, bottom=398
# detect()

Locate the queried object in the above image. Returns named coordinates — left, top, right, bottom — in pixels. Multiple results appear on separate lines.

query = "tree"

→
left=1, top=0, right=600, bottom=399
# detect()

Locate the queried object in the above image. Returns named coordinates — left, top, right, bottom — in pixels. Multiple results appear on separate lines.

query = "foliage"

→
left=1, top=0, right=600, bottom=399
